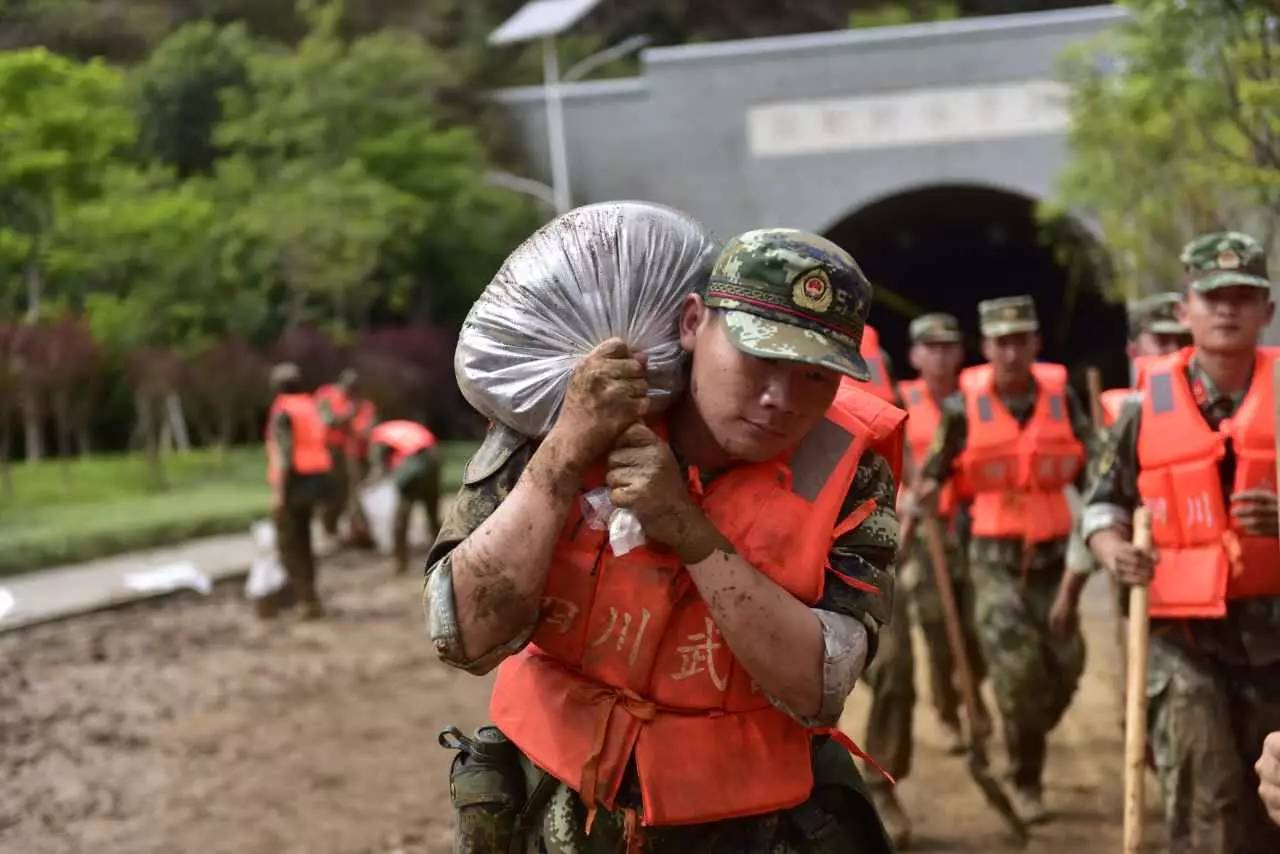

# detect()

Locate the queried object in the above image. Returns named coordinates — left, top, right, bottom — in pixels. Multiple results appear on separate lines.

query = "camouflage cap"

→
left=706, top=229, right=871, bottom=381
left=1180, top=231, right=1271, bottom=292
left=1126, top=292, right=1187, bottom=338
left=909, top=312, right=963, bottom=344
left=978, top=295, right=1038, bottom=338
left=270, top=362, right=301, bottom=388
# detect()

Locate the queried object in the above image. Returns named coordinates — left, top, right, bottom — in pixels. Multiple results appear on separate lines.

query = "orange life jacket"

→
left=314, top=384, right=354, bottom=448
left=347, top=399, right=377, bottom=459
left=490, top=392, right=906, bottom=827
left=370, top=419, right=437, bottom=471
left=835, top=377, right=907, bottom=487
left=855, top=325, right=895, bottom=403
left=1136, top=347, right=1280, bottom=619
left=958, top=363, right=1083, bottom=544
left=898, top=377, right=964, bottom=517
left=1099, top=388, right=1133, bottom=427
left=265, top=394, right=332, bottom=486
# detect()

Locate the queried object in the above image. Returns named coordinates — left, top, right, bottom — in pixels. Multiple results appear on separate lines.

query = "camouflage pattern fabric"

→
left=1082, top=350, right=1280, bottom=852
left=1126, top=292, right=1188, bottom=338
left=1180, top=230, right=1271, bottom=292
left=904, top=521, right=988, bottom=732
left=423, top=418, right=901, bottom=852
left=1146, top=636, right=1280, bottom=854
left=320, top=442, right=349, bottom=536
left=705, top=229, right=873, bottom=381
left=862, top=569, right=915, bottom=783
left=917, top=379, right=1095, bottom=795
left=908, top=312, right=962, bottom=344
left=977, top=295, right=1038, bottom=338
left=971, top=553, right=1084, bottom=793
left=390, top=449, right=441, bottom=574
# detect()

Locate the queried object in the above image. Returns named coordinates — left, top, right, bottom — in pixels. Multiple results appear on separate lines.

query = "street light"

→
left=489, top=1, right=648, bottom=215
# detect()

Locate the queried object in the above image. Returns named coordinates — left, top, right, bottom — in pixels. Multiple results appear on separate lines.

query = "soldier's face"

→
left=1178, top=287, right=1274, bottom=353
left=679, top=298, right=841, bottom=462
left=909, top=341, right=964, bottom=382
left=981, top=332, right=1040, bottom=386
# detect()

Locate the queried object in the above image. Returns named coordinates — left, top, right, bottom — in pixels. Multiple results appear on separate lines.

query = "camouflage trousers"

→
left=320, top=444, right=349, bottom=535
left=508, top=738, right=894, bottom=854
left=1146, top=633, right=1280, bottom=854
left=970, top=541, right=1085, bottom=793
left=862, top=535, right=987, bottom=785
left=259, top=486, right=325, bottom=616
left=392, top=451, right=442, bottom=573
left=863, top=580, right=915, bottom=782
left=908, top=540, right=987, bottom=732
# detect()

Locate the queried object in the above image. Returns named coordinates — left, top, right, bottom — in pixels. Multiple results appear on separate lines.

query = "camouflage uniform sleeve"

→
left=1081, top=397, right=1142, bottom=543
left=919, top=391, right=967, bottom=482
left=820, top=448, right=899, bottom=663
left=272, top=410, right=293, bottom=474
left=423, top=424, right=537, bottom=676
left=1065, top=385, right=1101, bottom=490
left=316, top=396, right=337, bottom=427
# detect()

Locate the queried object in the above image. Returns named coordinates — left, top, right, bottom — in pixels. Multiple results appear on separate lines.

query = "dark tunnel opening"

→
left=824, top=184, right=1130, bottom=391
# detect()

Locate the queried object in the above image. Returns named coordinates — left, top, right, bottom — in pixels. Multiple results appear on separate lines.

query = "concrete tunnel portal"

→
left=823, top=184, right=1130, bottom=390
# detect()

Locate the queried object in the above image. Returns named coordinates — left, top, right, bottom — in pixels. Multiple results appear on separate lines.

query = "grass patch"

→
left=0, top=441, right=477, bottom=576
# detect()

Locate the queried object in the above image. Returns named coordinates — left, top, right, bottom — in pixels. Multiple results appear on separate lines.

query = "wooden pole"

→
left=1123, top=507, right=1153, bottom=854
left=1086, top=366, right=1106, bottom=431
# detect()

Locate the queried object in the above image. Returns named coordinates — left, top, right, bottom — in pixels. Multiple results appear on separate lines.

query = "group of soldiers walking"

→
left=406, top=221, right=1278, bottom=851
left=260, top=364, right=441, bottom=618
left=856, top=232, right=1280, bottom=852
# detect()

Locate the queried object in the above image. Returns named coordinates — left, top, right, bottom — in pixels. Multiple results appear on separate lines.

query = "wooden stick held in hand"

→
left=1123, top=506, right=1153, bottom=854
left=1086, top=366, right=1106, bottom=430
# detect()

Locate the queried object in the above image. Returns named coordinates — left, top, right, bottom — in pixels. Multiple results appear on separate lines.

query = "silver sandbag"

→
left=455, top=201, right=717, bottom=436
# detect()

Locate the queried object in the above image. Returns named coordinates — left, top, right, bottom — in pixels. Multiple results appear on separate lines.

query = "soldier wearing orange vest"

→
left=1084, top=231, right=1280, bottom=853
left=1098, top=293, right=1191, bottom=426
left=917, top=295, right=1094, bottom=824
left=368, top=419, right=441, bottom=575
left=859, top=312, right=985, bottom=848
left=316, top=369, right=375, bottom=543
left=263, top=362, right=333, bottom=619
left=428, top=230, right=901, bottom=852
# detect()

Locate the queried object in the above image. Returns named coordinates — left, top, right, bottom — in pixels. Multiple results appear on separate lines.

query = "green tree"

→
left=134, top=20, right=255, bottom=178
left=1053, top=0, right=1280, bottom=296
left=0, top=48, right=132, bottom=320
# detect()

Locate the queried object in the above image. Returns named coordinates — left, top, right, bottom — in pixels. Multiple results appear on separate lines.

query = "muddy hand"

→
left=1048, top=589, right=1077, bottom=640
left=606, top=424, right=724, bottom=563
left=552, top=338, right=649, bottom=469
left=1230, top=489, right=1279, bottom=538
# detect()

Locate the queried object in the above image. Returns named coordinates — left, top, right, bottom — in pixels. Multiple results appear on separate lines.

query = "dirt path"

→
left=2, top=552, right=1161, bottom=853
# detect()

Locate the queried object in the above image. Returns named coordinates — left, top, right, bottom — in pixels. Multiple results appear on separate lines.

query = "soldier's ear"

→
left=678, top=294, right=707, bottom=353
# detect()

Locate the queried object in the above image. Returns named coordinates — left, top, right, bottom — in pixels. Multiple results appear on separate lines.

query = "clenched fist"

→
left=606, top=424, right=726, bottom=564
left=1090, top=528, right=1158, bottom=586
left=552, top=338, right=649, bottom=470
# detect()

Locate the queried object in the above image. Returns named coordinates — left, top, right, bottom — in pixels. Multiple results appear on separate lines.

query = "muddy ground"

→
left=1, top=548, right=1164, bottom=853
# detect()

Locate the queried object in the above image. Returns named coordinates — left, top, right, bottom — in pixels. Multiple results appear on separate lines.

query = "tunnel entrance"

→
left=824, top=184, right=1128, bottom=389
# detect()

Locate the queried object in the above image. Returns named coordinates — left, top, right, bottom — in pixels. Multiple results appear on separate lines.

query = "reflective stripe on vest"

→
left=1136, top=347, right=1279, bottom=618
left=265, top=394, right=332, bottom=485
left=852, top=325, right=895, bottom=403
left=490, top=395, right=902, bottom=826
left=957, top=363, right=1083, bottom=544
left=369, top=419, right=437, bottom=471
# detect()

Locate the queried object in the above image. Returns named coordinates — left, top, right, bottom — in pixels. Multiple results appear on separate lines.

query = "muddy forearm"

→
left=686, top=548, right=825, bottom=718
left=449, top=429, right=584, bottom=661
